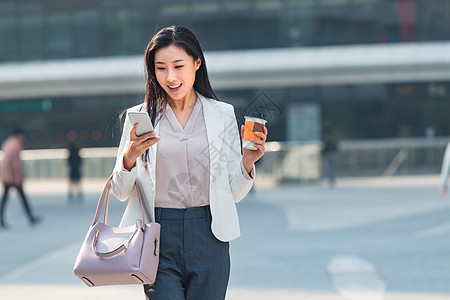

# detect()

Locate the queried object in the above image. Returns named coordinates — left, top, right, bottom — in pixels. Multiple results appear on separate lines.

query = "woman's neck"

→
left=167, top=89, right=197, bottom=112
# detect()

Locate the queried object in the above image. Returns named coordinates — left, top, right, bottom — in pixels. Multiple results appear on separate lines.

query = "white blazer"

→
left=111, top=93, right=255, bottom=242
left=441, top=142, right=450, bottom=190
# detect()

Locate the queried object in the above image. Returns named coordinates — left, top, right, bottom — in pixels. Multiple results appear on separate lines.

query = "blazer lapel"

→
left=199, top=94, right=225, bottom=180
left=148, top=116, right=160, bottom=183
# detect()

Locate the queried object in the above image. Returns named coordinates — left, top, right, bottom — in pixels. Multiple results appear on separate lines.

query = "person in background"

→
left=322, top=124, right=339, bottom=188
left=0, top=128, right=40, bottom=229
left=68, top=142, right=83, bottom=203
left=440, top=141, right=450, bottom=197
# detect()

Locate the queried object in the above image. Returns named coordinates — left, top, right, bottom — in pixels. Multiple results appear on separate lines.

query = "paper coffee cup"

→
left=243, top=112, right=267, bottom=151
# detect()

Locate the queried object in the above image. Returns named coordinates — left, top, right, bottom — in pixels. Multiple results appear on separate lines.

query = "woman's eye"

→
left=175, top=65, right=184, bottom=69
left=156, top=67, right=165, bottom=70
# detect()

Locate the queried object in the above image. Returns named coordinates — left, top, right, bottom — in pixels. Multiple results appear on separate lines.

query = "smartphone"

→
left=128, top=111, right=155, bottom=137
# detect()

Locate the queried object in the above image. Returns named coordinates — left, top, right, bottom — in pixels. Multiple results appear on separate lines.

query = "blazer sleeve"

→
left=441, top=142, right=450, bottom=190
left=111, top=111, right=138, bottom=201
left=226, top=105, right=255, bottom=203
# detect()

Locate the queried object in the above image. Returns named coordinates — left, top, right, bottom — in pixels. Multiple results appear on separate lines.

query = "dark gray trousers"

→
left=144, top=206, right=230, bottom=300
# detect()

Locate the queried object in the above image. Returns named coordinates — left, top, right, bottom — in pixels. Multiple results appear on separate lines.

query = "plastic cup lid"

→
left=245, top=112, right=266, bottom=120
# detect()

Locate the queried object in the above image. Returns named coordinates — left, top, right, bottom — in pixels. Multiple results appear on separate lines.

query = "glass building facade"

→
left=1, top=0, right=449, bottom=63
left=0, top=0, right=449, bottom=149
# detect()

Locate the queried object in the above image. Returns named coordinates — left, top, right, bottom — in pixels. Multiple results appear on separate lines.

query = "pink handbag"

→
left=73, top=176, right=160, bottom=287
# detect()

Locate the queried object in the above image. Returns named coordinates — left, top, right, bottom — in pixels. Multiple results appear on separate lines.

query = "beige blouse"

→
left=154, top=97, right=253, bottom=208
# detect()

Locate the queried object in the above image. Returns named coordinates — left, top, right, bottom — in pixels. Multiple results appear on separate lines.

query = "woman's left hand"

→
left=241, top=125, right=268, bottom=174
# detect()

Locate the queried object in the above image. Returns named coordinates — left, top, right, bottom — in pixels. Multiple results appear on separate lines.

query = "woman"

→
left=111, top=26, right=267, bottom=299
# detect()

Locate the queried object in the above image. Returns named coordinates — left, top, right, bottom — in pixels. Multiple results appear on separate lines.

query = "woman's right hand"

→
left=123, top=124, right=160, bottom=171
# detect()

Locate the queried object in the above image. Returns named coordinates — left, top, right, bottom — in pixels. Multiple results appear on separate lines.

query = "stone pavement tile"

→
left=0, top=285, right=142, bottom=300
left=228, top=289, right=450, bottom=300
left=1, top=285, right=450, bottom=300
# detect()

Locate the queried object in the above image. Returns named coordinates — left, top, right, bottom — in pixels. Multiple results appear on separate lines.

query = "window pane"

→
left=192, top=2, right=220, bottom=14
left=417, top=0, right=450, bottom=41
left=74, top=10, right=100, bottom=57
left=282, top=3, right=317, bottom=47
left=0, top=18, right=17, bottom=62
left=102, top=9, right=129, bottom=56
left=19, top=16, right=43, bottom=61
left=354, top=84, right=387, bottom=101
left=131, top=8, right=159, bottom=54
left=224, top=1, right=251, bottom=11
left=46, top=13, right=72, bottom=59
left=0, top=1, right=15, bottom=17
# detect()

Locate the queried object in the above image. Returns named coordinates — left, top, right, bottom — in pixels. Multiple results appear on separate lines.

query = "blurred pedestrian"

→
left=68, top=143, right=83, bottom=203
left=0, top=128, right=40, bottom=229
left=322, top=125, right=339, bottom=188
left=440, top=141, right=450, bottom=197
left=111, top=26, right=267, bottom=299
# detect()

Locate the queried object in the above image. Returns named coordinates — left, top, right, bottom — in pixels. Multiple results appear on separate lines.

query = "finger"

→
left=138, top=131, right=156, bottom=142
left=251, top=138, right=265, bottom=145
left=143, top=136, right=160, bottom=148
left=130, top=135, right=158, bottom=153
left=254, top=132, right=267, bottom=142
left=241, top=125, right=244, bottom=137
left=252, top=143, right=265, bottom=154
left=252, top=141, right=265, bottom=149
left=130, top=124, right=138, bottom=139
left=260, top=126, right=268, bottom=141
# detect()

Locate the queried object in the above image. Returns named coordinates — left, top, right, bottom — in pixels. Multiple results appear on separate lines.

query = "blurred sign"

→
left=0, top=98, right=52, bottom=113
left=394, top=84, right=414, bottom=96
left=428, top=83, right=447, bottom=98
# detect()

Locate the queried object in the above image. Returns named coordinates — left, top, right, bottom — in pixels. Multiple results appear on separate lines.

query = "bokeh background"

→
left=0, top=0, right=449, bottom=181
left=0, top=1, right=450, bottom=300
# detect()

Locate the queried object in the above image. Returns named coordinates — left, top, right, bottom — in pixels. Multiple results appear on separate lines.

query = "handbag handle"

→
left=92, top=220, right=142, bottom=258
left=92, top=175, right=152, bottom=227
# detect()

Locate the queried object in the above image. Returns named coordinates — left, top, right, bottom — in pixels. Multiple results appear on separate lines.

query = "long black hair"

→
left=129, top=26, right=218, bottom=167
left=144, top=25, right=219, bottom=126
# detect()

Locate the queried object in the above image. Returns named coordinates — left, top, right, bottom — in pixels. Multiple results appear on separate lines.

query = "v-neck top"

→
left=154, top=97, right=211, bottom=208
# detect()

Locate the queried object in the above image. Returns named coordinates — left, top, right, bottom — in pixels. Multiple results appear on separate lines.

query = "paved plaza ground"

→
left=1, top=175, right=450, bottom=300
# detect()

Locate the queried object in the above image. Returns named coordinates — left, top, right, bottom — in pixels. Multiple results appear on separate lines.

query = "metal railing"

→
left=0, top=137, right=447, bottom=183
left=336, top=137, right=449, bottom=177
left=17, top=148, right=117, bottom=179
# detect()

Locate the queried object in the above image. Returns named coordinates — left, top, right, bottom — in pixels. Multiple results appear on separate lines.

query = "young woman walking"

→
left=111, top=26, right=267, bottom=299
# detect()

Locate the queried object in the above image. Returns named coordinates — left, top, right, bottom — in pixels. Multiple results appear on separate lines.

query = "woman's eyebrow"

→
left=155, top=59, right=185, bottom=65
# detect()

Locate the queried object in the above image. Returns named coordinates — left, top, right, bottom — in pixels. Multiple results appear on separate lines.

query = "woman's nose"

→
left=166, top=69, right=177, bottom=82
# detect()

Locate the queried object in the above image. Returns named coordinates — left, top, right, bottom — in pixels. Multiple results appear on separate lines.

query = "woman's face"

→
left=154, top=45, right=201, bottom=102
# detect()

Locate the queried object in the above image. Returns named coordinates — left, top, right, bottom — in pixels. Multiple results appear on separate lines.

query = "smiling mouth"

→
left=168, top=83, right=182, bottom=92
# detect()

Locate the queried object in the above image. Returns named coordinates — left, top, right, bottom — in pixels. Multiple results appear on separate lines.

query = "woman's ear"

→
left=194, top=58, right=201, bottom=71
